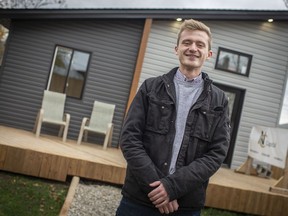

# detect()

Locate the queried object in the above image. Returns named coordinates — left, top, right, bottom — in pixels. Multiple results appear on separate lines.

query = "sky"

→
left=65, top=0, right=288, bottom=10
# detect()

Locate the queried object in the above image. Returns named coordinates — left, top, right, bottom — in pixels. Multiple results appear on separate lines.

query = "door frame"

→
left=214, top=82, right=246, bottom=167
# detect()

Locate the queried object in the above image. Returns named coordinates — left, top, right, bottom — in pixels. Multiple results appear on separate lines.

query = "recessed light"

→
left=176, top=18, right=182, bottom=22
left=268, top=19, right=274, bottom=23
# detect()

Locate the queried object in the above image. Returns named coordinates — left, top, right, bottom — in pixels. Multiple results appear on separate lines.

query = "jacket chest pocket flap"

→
left=146, top=95, right=174, bottom=134
left=191, top=106, right=224, bottom=142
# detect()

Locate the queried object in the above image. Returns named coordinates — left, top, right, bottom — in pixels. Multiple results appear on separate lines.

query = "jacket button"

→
left=162, top=106, right=165, bottom=109
left=164, top=162, right=168, bottom=166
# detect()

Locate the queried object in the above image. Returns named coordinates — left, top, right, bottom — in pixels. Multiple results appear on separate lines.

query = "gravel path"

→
left=68, top=180, right=122, bottom=216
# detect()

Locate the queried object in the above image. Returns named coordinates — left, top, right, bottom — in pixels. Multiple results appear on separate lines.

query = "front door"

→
left=214, top=82, right=246, bottom=167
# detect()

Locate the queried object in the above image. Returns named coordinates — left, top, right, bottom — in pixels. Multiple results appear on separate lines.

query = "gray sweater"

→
left=169, top=70, right=204, bottom=174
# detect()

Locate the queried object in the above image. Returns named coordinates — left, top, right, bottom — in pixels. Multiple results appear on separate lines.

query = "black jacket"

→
left=120, top=67, right=230, bottom=210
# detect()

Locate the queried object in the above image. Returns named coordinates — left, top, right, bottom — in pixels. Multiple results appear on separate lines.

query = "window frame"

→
left=47, top=45, right=91, bottom=99
left=215, top=47, right=253, bottom=77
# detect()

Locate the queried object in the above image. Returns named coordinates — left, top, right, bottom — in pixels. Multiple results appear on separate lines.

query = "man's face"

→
left=175, top=29, right=212, bottom=71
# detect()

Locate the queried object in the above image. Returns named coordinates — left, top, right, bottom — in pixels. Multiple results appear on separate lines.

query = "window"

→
left=279, top=78, right=288, bottom=125
left=47, top=45, right=91, bottom=99
left=215, top=47, right=252, bottom=77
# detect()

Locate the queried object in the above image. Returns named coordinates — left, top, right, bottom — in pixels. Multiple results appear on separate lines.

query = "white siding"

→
left=139, top=20, right=288, bottom=168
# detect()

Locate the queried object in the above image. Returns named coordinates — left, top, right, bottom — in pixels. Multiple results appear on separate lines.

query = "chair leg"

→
left=103, top=124, right=113, bottom=150
left=62, top=113, right=70, bottom=143
left=33, top=111, right=40, bottom=133
left=35, top=121, right=42, bottom=138
left=108, top=125, right=114, bottom=147
left=62, top=125, right=68, bottom=143
left=103, top=134, right=109, bottom=150
left=36, top=109, right=44, bottom=138
left=77, top=117, right=88, bottom=145
left=59, top=126, right=64, bottom=137
left=84, top=131, right=88, bottom=142
left=77, top=129, right=84, bottom=145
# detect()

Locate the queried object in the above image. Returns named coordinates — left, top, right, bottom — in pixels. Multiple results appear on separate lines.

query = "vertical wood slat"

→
left=0, top=145, right=7, bottom=169
left=126, top=18, right=153, bottom=113
left=59, top=176, right=80, bottom=216
left=39, top=154, right=70, bottom=181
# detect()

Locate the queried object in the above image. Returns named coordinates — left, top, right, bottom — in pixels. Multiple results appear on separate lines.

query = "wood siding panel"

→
left=139, top=20, right=288, bottom=168
left=0, top=19, right=144, bottom=147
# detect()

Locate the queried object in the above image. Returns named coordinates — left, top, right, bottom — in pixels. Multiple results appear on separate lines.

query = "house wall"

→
left=139, top=20, right=288, bottom=169
left=0, top=19, right=144, bottom=146
left=1, top=18, right=288, bottom=168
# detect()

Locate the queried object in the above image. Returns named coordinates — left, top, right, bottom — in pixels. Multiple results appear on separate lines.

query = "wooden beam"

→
left=282, top=151, right=288, bottom=188
left=126, top=18, right=152, bottom=114
left=235, top=156, right=257, bottom=176
left=269, top=151, right=288, bottom=195
left=59, top=176, right=80, bottom=216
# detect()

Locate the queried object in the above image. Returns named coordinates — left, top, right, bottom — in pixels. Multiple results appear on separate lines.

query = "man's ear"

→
left=206, top=50, right=213, bottom=59
left=175, top=46, right=178, bottom=55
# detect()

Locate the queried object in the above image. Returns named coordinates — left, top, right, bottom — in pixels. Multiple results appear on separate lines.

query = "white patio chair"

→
left=35, top=90, right=70, bottom=142
left=77, top=101, right=115, bottom=150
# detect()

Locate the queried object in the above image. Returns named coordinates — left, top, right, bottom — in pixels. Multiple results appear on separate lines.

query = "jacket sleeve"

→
left=161, top=94, right=231, bottom=201
left=120, top=80, right=160, bottom=194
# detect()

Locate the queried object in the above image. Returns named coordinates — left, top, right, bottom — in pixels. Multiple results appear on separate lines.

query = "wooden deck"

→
left=207, top=168, right=287, bottom=215
left=0, top=125, right=126, bottom=184
left=0, top=125, right=287, bottom=215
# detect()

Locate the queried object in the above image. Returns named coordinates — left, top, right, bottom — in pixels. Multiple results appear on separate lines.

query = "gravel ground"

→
left=68, top=180, right=123, bottom=216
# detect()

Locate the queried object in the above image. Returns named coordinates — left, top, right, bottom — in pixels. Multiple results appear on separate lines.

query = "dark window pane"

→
left=48, top=46, right=90, bottom=99
left=66, top=51, right=90, bottom=98
left=49, top=46, right=72, bottom=93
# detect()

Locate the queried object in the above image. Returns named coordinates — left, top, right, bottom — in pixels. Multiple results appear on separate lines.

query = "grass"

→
left=0, top=171, right=251, bottom=216
left=202, top=208, right=251, bottom=216
left=0, top=171, right=69, bottom=216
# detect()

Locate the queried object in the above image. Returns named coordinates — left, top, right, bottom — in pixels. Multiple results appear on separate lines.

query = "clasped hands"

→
left=148, top=181, right=179, bottom=214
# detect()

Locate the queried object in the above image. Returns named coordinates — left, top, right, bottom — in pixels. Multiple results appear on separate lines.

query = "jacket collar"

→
left=162, top=67, right=213, bottom=107
left=163, top=67, right=212, bottom=85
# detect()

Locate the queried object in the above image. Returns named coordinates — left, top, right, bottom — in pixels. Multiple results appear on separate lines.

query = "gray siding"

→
left=0, top=19, right=144, bottom=146
left=139, top=20, right=288, bottom=168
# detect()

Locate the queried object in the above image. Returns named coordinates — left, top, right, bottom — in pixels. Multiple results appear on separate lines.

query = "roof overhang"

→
left=1, top=9, right=288, bottom=21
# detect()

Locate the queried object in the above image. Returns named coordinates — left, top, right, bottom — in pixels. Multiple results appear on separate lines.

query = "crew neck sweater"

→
left=169, top=70, right=204, bottom=174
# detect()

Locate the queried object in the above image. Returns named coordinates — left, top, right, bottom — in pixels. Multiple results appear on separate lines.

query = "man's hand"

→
left=148, top=181, right=179, bottom=214
left=158, top=200, right=179, bottom=214
left=148, top=181, right=169, bottom=207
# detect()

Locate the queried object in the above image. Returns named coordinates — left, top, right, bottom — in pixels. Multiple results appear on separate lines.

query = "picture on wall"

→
left=215, top=47, right=252, bottom=77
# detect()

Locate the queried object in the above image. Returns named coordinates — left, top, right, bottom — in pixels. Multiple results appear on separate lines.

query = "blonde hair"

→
left=177, top=19, right=212, bottom=50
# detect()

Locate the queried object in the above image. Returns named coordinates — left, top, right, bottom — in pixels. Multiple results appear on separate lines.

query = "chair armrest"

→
left=82, top=117, right=89, bottom=127
left=108, top=123, right=113, bottom=129
left=63, top=113, right=70, bottom=124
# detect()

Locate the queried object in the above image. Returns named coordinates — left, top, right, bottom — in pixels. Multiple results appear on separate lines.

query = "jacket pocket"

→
left=192, top=106, right=224, bottom=142
left=145, top=94, right=174, bottom=134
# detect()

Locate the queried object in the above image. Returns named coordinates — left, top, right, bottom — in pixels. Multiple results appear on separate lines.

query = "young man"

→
left=116, top=19, right=231, bottom=216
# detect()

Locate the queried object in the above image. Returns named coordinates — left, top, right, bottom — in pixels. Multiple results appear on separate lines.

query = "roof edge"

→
left=0, top=9, right=288, bottom=20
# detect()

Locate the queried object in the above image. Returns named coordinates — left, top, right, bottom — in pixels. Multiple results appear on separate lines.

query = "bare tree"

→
left=0, top=0, right=67, bottom=9
left=284, top=0, right=288, bottom=8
